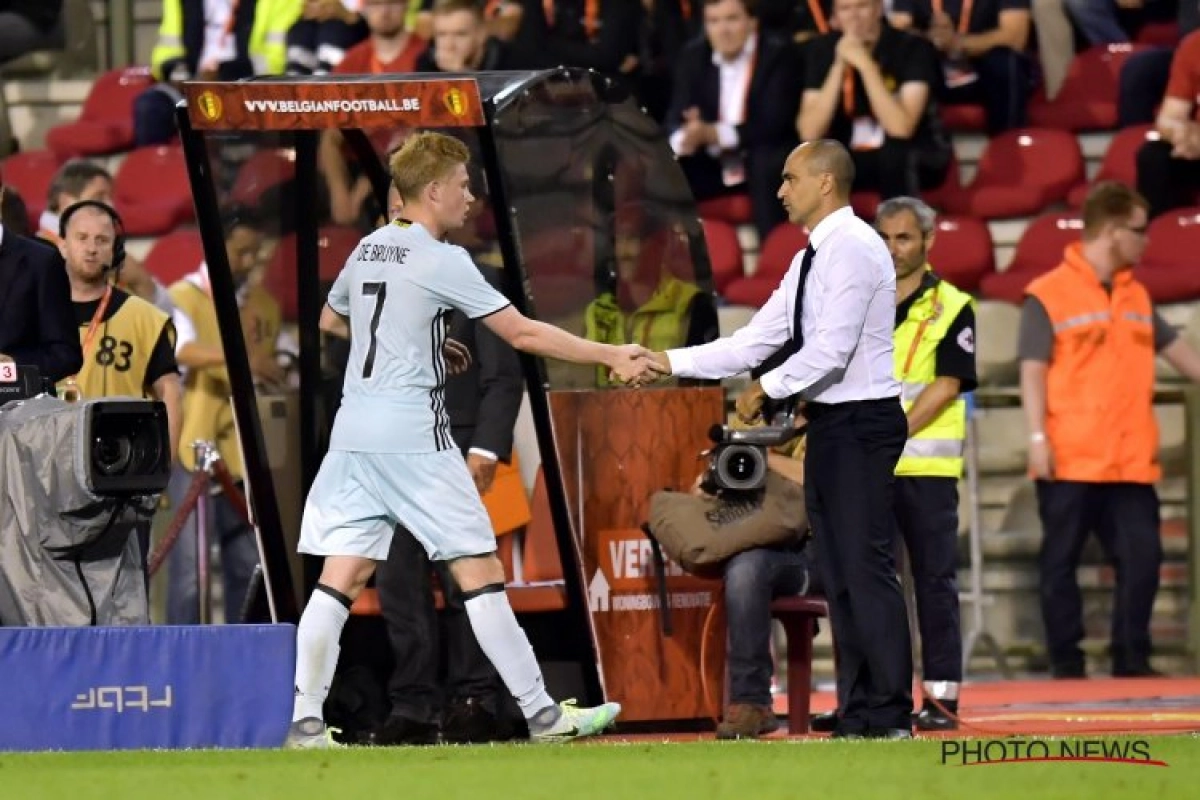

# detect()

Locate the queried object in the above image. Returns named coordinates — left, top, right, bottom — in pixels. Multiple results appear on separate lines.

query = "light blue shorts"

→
left=297, top=449, right=495, bottom=561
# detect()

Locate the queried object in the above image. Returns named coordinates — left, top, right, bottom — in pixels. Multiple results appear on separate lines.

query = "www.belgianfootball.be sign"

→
left=183, top=78, right=485, bottom=131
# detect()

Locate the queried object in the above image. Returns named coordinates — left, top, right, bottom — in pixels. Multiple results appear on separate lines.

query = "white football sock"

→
left=464, top=590, right=556, bottom=719
left=292, top=589, right=350, bottom=722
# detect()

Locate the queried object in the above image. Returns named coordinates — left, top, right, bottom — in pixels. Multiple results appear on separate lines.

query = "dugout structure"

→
left=178, top=69, right=728, bottom=725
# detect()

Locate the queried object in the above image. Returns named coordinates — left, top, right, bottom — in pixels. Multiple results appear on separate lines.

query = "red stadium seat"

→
left=700, top=217, right=744, bottom=293
left=1136, top=21, right=1180, bottom=47
left=922, top=150, right=964, bottom=212
left=697, top=192, right=753, bottom=226
left=142, top=228, right=206, bottom=288
left=979, top=211, right=1083, bottom=302
left=940, top=104, right=987, bottom=133
left=230, top=149, right=296, bottom=207
left=1029, top=45, right=1148, bottom=131
left=44, top=68, right=154, bottom=160
left=1135, top=208, right=1200, bottom=303
left=265, top=226, right=364, bottom=321
left=928, top=215, right=994, bottom=293
left=1067, top=124, right=1158, bottom=207
left=948, top=129, right=1084, bottom=219
left=113, top=145, right=194, bottom=236
left=0, top=149, right=63, bottom=222
left=722, top=222, right=808, bottom=307
left=851, top=191, right=881, bottom=219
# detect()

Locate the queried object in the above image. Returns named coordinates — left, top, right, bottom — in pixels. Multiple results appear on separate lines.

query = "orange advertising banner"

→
left=183, top=78, right=485, bottom=131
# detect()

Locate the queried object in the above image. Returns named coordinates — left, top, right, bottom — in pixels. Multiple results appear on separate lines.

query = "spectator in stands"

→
left=134, top=0, right=303, bottom=146
left=1119, top=2, right=1200, bottom=126
left=0, top=183, right=30, bottom=236
left=521, top=0, right=644, bottom=76
left=321, top=0, right=427, bottom=226
left=36, top=160, right=176, bottom=317
left=799, top=0, right=951, bottom=200
left=0, top=1, right=64, bottom=65
left=286, top=0, right=368, bottom=74
left=666, top=0, right=803, bottom=241
left=0, top=169, right=82, bottom=384
left=55, top=200, right=182, bottom=573
left=1136, top=27, right=1200, bottom=218
left=165, top=206, right=283, bottom=624
left=1030, top=0, right=1079, bottom=101
left=1019, top=181, right=1200, bottom=679
left=416, top=0, right=518, bottom=71
left=891, top=0, right=1033, bottom=134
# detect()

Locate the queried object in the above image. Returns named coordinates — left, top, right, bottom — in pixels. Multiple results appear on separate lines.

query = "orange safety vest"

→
left=1025, top=242, right=1160, bottom=484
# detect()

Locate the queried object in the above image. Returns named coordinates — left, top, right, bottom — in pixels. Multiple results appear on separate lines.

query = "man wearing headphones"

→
left=55, top=200, right=182, bottom=459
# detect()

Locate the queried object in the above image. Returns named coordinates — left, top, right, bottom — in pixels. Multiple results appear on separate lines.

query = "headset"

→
left=59, top=200, right=127, bottom=273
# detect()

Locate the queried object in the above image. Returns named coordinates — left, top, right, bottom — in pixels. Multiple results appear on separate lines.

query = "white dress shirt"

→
left=666, top=206, right=900, bottom=403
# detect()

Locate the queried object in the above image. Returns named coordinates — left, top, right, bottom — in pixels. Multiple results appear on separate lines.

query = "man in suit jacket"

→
left=368, top=192, right=526, bottom=746
left=666, top=0, right=803, bottom=241
left=0, top=175, right=82, bottom=386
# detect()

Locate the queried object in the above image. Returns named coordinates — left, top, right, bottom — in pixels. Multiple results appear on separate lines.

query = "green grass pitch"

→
left=3, top=736, right=1198, bottom=800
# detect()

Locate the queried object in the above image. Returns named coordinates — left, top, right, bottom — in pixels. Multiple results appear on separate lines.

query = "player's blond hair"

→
left=388, top=132, right=471, bottom=204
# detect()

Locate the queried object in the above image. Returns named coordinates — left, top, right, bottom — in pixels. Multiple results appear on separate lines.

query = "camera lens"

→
left=714, top=445, right=767, bottom=492
left=93, top=434, right=134, bottom=476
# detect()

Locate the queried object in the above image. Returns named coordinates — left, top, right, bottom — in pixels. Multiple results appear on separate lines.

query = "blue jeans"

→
left=724, top=546, right=815, bottom=707
left=1065, top=0, right=1130, bottom=44
left=165, top=464, right=260, bottom=624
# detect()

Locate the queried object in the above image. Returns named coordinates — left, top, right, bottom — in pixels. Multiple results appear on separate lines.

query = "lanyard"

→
left=808, top=0, right=830, bottom=33
left=900, top=281, right=941, bottom=378
left=543, top=0, right=600, bottom=40
left=73, top=284, right=114, bottom=381
left=933, top=0, right=973, bottom=34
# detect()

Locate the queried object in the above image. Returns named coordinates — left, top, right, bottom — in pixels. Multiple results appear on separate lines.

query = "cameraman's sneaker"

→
left=284, top=717, right=342, bottom=749
left=528, top=699, right=621, bottom=742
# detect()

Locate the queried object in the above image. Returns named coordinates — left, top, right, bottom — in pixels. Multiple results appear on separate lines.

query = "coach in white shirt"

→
left=647, top=139, right=913, bottom=738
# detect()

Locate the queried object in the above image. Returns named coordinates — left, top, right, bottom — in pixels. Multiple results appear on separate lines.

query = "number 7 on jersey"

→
left=362, top=281, right=387, bottom=379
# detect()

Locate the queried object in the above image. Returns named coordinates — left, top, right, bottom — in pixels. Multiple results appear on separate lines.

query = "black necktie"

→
left=752, top=244, right=816, bottom=379
left=793, top=244, right=816, bottom=351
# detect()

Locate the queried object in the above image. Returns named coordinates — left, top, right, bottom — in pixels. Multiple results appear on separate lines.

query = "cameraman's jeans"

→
left=724, top=546, right=814, bottom=707
left=165, top=464, right=260, bottom=624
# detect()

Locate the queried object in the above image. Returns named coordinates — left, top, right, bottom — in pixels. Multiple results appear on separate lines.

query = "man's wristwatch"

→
left=1030, top=432, right=1047, bottom=443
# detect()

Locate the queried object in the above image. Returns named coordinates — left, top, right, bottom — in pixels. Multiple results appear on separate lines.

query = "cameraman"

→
left=662, top=386, right=819, bottom=740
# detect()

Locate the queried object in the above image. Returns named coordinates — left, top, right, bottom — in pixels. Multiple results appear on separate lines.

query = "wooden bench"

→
left=769, top=595, right=829, bottom=734
left=350, top=468, right=568, bottom=616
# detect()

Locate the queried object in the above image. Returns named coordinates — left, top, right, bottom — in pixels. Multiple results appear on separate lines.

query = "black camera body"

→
left=85, top=400, right=171, bottom=496
left=701, top=419, right=803, bottom=494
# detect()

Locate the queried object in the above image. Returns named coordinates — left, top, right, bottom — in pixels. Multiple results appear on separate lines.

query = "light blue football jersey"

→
left=326, top=221, right=510, bottom=453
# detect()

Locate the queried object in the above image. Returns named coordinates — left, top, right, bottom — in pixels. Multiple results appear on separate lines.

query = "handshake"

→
left=607, top=345, right=672, bottom=387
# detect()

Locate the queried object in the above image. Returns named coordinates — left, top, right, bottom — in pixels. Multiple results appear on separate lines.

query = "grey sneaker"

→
left=528, top=700, right=622, bottom=743
left=284, top=717, right=342, bottom=749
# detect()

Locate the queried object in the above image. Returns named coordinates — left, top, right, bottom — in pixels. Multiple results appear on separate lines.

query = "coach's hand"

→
left=608, top=345, right=668, bottom=386
left=444, top=338, right=472, bottom=375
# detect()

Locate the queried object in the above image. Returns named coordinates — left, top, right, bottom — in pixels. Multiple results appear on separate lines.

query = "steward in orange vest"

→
left=1019, top=182, right=1200, bottom=680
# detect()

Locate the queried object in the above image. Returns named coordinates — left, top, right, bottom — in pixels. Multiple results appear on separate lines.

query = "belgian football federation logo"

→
left=443, top=87, right=467, bottom=118
left=196, top=90, right=223, bottom=123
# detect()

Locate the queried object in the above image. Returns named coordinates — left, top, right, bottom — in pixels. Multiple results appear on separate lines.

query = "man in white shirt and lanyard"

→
left=646, top=139, right=913, bottom=738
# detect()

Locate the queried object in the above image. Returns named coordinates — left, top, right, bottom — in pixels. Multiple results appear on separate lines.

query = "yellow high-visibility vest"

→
left=894, top=271, right=973, bottom=478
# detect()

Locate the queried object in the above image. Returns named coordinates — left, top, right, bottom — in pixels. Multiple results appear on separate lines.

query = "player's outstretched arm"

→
left=483, top=306, right=667, bottom=384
